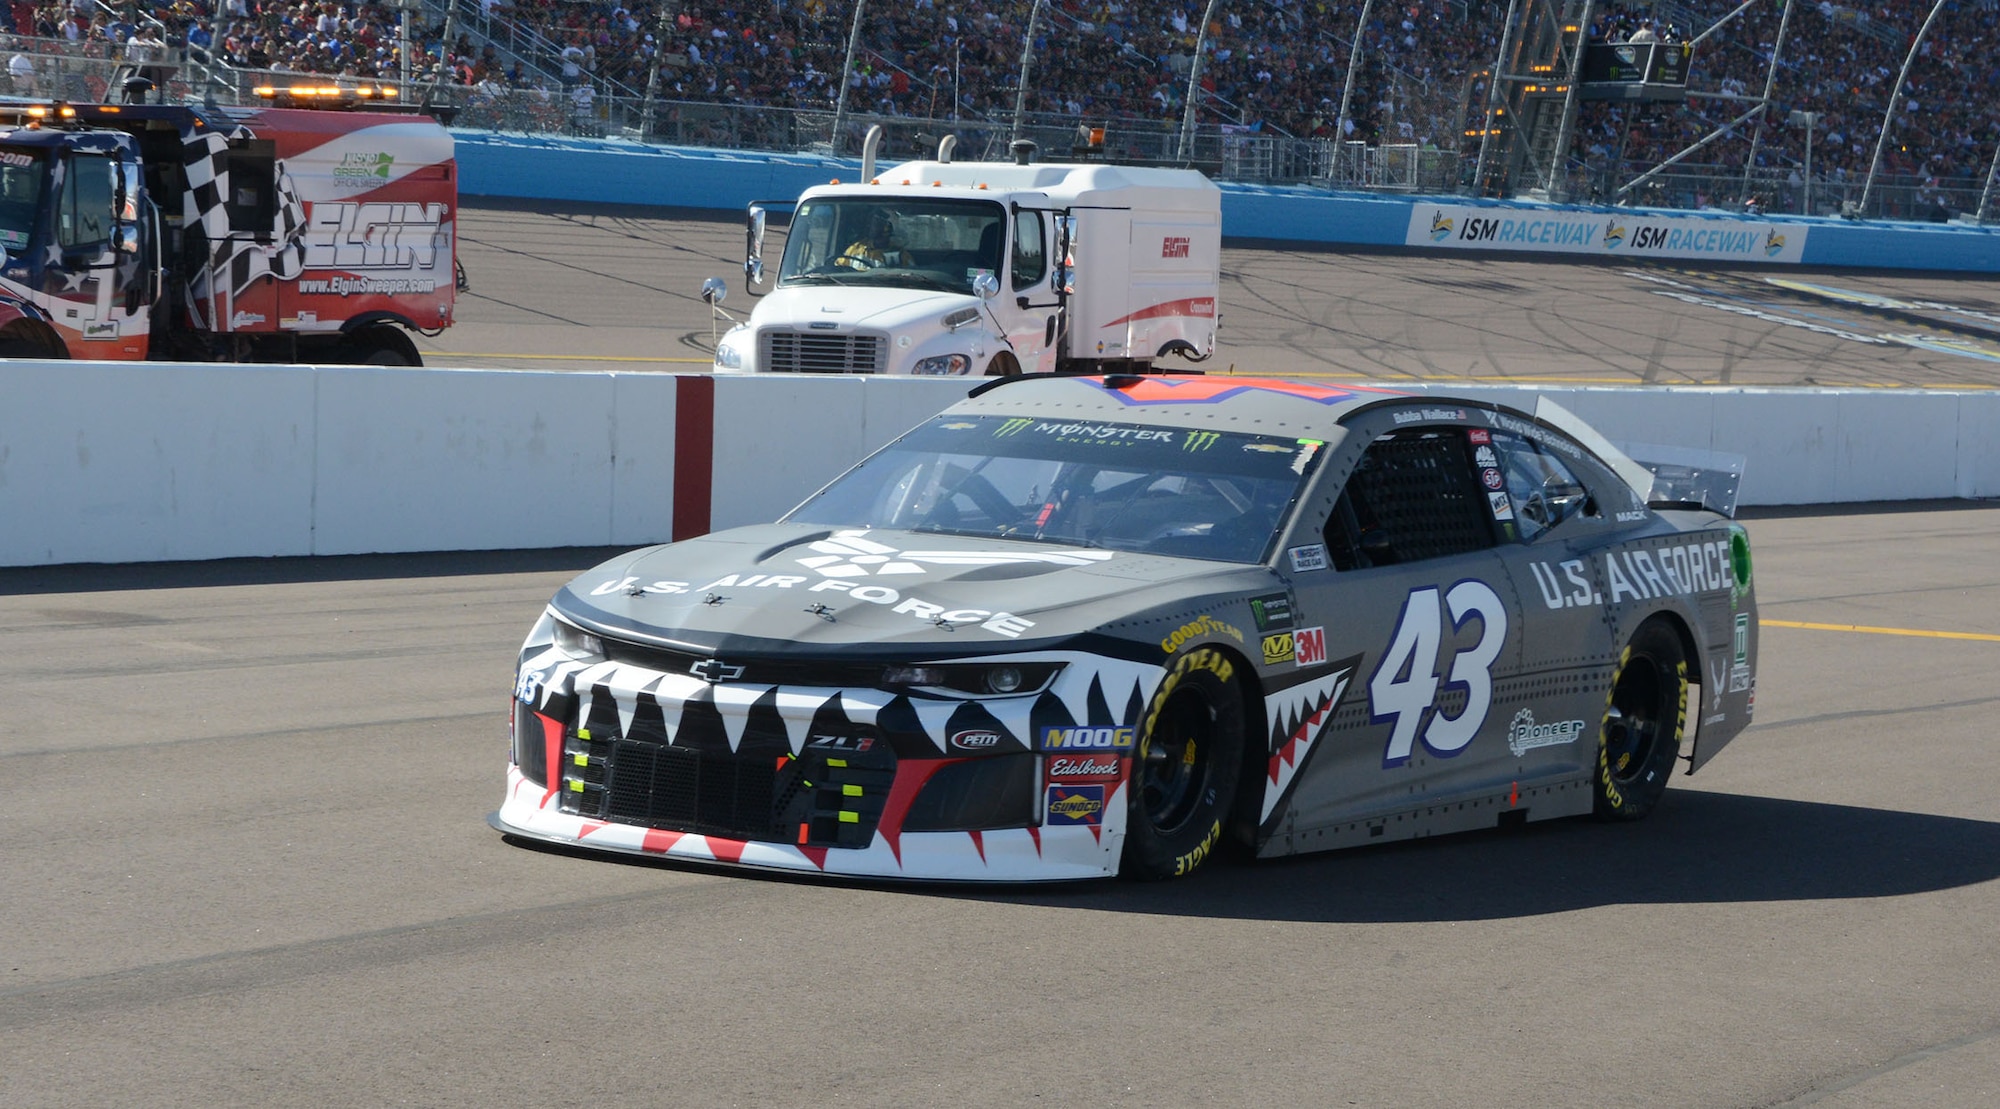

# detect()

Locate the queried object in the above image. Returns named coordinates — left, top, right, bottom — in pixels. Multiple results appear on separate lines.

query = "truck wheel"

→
left=1121, top=647, right=1244, bottom=880
left=342, top=326, right=422, bottom=367
left=0, top=337, right=59, bottom=359
left=1593, top=619, right=1687, bottom=821
left=983, top=353, right=1020, bottom=376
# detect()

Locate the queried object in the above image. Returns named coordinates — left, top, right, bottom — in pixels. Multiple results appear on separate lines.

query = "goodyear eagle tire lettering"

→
left=1121, top=646, right=1245, bottom=880
left=1592, top=619, right=1688, bottom=821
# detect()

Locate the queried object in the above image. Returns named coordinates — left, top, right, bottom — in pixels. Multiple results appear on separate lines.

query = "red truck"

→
left=0, top=87, right=456, bottom=364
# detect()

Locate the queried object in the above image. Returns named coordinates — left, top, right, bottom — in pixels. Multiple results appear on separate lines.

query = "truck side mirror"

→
left=1052, top=214, right=1076, bottom=295
left=971, top=273, right=999, bottom=300
left=745, top=205, right=767, bottom=286
left=114, top=224, right=140, bottom=254
left=701, top=276, right=727, bottom=305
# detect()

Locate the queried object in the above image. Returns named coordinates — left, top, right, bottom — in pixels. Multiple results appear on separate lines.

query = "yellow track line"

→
left=1762, top=618, right=2000, bottom=643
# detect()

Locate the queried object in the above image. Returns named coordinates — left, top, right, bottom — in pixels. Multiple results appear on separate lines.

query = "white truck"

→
left=709, top=142, right=1221, bottom=376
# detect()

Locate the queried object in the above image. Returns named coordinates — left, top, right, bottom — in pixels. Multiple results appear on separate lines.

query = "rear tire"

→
left=983, top=352, right=1020, bottom=376
left=1121, top=647, right=1244, bottom=879
left=1593, top=619, right=1687, bottom=821
left=341, top=325, right=421, bottom=367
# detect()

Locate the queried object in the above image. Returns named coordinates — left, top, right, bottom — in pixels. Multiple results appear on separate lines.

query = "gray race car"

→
left=494, top=374, right=1757, bottom=880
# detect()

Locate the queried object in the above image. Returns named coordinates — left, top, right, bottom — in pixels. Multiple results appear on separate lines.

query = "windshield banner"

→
left=1406, top=205, right=1808, bottom=263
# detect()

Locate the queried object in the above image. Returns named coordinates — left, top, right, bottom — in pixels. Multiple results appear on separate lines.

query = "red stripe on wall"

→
left=672, top=374, right=715, bottom=540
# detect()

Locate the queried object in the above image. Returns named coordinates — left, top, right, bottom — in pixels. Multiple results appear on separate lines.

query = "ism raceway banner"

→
left=1407, top=204, right=1809, bottom=263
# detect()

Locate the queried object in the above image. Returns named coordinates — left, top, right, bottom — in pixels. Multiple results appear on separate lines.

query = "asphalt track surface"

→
left=6, top=511, right=2000, bottom=1107
left=7, top=205, right=2000, bottom=1107
left=423, top=199, right=2000, bottom=386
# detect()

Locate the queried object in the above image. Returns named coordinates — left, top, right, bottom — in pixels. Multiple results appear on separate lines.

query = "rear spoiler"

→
left=1531, top=396, right=1744, bottom=519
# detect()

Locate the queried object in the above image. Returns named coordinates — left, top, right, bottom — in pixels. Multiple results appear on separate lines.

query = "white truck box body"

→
left=716, top=159, right=1221, bottom=376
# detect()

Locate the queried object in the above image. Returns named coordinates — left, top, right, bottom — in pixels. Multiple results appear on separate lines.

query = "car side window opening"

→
left=1488, top=429, right=1593, bottom=542
left=1325, top=427, right=1498, bottom=570
left=1010, top=211, right=1045, bottom=290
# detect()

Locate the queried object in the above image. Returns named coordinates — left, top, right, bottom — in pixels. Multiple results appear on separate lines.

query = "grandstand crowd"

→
left=1, top=0, right=1994, bottom=208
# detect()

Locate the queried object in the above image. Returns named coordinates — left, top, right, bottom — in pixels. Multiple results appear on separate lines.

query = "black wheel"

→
left=1594, top=619, right=1687, bottom=821
left=1122, top=647, right=1245, bottom=879
left=340, top=325, right=421, bottom=367
left=0, top=337, right=58, bottom=358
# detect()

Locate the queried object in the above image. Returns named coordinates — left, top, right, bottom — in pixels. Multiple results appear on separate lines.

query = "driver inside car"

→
left=835, top=210, right=910, bottom=270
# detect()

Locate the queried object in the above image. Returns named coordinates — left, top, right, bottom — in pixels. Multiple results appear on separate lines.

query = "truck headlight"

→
left=911, top=353, right=971, bottom=376
left=714, top=341, right=743, bottom=370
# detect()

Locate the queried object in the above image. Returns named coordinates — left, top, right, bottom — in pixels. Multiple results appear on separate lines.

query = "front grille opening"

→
left=763, top=331, right=885, bottom=373
left=902, top=755, right=1038, bottom=832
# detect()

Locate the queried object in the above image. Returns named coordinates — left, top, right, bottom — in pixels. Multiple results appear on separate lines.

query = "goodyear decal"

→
left=1161, top=614, right=1244, bottom=654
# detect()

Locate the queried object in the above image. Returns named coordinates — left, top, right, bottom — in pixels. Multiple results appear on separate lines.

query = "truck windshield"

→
left=0, top=147, right=46, bottom=252
left=778, top=197, right=1007, bottom=296
left=787, top=414, right=1328, bottom=564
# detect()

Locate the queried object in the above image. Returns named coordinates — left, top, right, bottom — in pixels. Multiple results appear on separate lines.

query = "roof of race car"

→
left=952, top=374, right=1410, bottom=435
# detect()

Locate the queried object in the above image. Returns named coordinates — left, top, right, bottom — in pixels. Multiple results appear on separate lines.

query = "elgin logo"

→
left=1162, top=236, right=1191, bottom=259
left=304, top=202, right=446, bottom=271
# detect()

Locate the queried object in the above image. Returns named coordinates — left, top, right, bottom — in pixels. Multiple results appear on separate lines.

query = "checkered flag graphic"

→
left=181, top=126, right=311, bottom=319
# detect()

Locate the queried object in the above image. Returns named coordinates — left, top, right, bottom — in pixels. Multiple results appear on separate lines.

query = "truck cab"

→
left=712, top=155, right=1221, bottom=377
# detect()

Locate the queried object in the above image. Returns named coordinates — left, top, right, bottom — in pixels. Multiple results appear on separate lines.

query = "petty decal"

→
left=950, top=729, right=1003, bottom=751
left=1045, top=784, right=1106, bottom=826
left=1040, top=725, right=1137, bottom=752
left=586, top=572, right=1037, bottom=637
left=1368, top=581, right=1507, bottom=767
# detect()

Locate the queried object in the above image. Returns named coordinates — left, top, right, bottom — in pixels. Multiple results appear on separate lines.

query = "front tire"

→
left=1593, top=619, right=1687, bottom=821
left=1122, top=647, right=1245, bottom=879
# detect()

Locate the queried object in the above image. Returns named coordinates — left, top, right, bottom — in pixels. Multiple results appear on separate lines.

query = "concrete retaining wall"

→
left=4, top=363, right=1993, bottom=567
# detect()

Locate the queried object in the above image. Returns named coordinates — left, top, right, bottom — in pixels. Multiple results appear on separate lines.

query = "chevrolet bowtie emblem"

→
left=689, top=658, right=745, bottom=683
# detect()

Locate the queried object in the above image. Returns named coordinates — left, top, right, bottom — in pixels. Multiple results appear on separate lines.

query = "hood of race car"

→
left=551, top=523, right=1264, bottom=656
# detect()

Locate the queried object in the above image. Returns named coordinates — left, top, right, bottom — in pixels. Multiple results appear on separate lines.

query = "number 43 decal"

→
left=1368, top=581, right=1508, bottom=767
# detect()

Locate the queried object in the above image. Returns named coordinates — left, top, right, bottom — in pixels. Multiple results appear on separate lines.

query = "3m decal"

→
left=1261, top=632, right=1295, bottom=665
left=1288, top=544, right=1330, bottom=573
left=1368, top=581, right=1508, bottom=766
left=1161, top=614, right=1243, bottom=653
left=1506, top=709, right=1585, bottom=757
left=1045, top=784, right=1106, bottom=826
left=1292, top=626, right=1327, bottom=668
left=1039, top=725, right=1137, bottom=752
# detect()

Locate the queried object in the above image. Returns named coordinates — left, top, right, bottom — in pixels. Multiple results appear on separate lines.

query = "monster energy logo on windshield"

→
left=994, top=418, right=1034, bottom=438
left=1182, top=431, right=1221, bottom=452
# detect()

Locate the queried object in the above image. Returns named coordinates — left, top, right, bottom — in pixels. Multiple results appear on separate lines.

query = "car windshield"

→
left=787, top=414, right=1328, bottom=563
left=778, top=196, right=1006, bottom=296
left=0, top=147, right=46, bottom=252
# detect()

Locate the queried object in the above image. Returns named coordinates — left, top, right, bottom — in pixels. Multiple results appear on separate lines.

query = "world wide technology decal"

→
left=1406, top=205, right=1809, bottom=264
